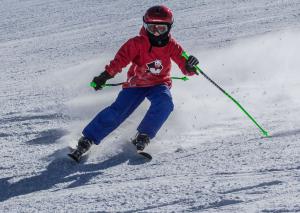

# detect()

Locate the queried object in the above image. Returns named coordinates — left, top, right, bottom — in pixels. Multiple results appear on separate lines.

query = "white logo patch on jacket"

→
left=146, top=60, right=163, bottom=75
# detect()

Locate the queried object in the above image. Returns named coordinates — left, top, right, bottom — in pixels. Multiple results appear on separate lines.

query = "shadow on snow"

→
left=269, top=128, right=300, bottom=138
left=0, top=147, right=148, bottom=202
left=26, top=129, right=67, bottom=145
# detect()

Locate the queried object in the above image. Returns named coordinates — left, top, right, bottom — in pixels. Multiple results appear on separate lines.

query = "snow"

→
left=1, top=0, right=300, bottom=212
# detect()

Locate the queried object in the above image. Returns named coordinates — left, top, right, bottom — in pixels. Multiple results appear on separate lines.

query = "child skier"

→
left=69, top=5, right=199, bottom=161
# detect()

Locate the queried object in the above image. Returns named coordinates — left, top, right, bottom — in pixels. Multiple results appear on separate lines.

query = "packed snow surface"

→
left=1, top=0, right=300, bottom=212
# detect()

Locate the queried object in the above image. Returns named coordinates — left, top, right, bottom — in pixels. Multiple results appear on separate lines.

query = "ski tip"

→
left=137, top=151, right=152, bottom=160
left=68, top=153, right=80, bottom=163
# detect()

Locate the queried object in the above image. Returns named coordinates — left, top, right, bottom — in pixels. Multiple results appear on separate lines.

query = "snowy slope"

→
left=1, top=0, right=300, bottom=212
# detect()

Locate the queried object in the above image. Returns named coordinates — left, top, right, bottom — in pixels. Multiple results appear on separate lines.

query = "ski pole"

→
left=90, top=76, right=189, bottom=88
left=90, top=82, right=123, bottom=88
left=182, top=51, right=269, bottom=137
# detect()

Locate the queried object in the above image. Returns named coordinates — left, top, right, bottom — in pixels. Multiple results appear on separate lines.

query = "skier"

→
left=69, top=5, right=199, bottom=162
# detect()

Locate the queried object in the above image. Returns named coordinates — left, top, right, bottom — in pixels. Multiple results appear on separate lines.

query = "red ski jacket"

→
left=105, top=27, right=195, bottom=88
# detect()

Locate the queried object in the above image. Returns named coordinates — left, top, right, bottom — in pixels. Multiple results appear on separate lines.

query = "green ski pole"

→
left=90, top=82, right=123, bottom=88
left=182, top=51, right=269, bottom=137
left=90, top=76, right=189, bottom=88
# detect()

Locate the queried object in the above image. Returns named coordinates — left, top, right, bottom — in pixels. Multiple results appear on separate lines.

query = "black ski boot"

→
left=132, top=133, right=150, bottom=151
left=68, top=137, right=93, bottom=163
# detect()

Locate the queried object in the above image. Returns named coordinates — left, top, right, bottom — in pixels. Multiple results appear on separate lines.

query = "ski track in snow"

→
left=1, top=0, right=300, bottom=212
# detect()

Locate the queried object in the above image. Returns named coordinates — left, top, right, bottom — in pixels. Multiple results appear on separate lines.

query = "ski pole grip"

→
left=182, top=51, right=189, bottom=60
left=182, top=51, right=200, bottom=75
left=90, top=82, right=97, bottom=88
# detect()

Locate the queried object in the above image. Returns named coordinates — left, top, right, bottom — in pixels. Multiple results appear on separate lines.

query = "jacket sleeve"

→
left=170, top=40, right=196, bottom=76
left=105, top=38, right=139, bottom=77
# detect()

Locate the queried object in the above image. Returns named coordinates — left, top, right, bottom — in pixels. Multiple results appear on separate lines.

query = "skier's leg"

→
left=82, top=88, right=147, bottom=144
left=137, top=85, right=174, bottom=139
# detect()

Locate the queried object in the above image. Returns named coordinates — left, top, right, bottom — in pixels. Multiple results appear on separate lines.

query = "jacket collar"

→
left=139, top=27, right=171, bottom=52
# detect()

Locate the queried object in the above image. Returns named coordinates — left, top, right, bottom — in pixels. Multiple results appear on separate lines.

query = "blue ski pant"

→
left=82, top=84, right=174, bottom=145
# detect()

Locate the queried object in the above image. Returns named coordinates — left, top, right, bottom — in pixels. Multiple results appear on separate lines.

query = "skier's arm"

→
left=92, top=38, right=139, bottom=90
left=105, top=38, right=139, bottom=77
left=170, top=40, right=199, bottom=76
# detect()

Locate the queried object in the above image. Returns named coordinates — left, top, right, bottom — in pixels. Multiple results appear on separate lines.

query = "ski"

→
left=137, top=150, right=152, bottom=160
left=68, top=151, right=81, bottom=163
left=67, top=141, right=152, bottom=163
left=67, top=147, right=89, bottom=163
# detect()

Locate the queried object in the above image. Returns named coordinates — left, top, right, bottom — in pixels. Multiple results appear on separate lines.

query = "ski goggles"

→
left=144, top=23, right=169, bottom=35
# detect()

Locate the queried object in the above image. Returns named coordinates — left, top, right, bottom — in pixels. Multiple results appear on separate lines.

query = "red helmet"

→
left=143, top=5, right=173, bottom=24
